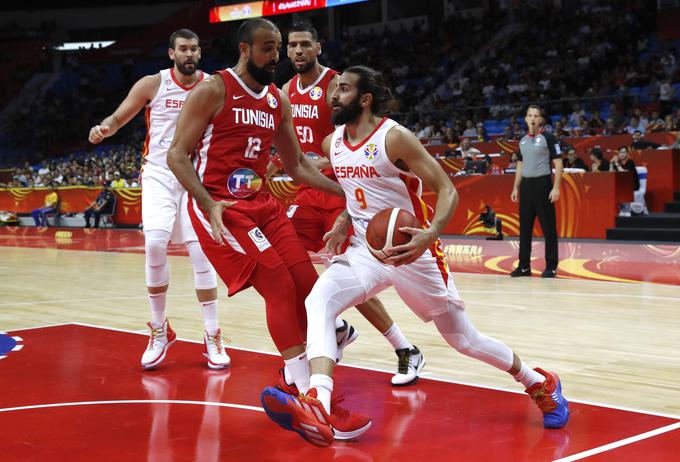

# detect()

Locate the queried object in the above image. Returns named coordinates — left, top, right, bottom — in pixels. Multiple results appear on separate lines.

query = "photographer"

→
left=510, top=105, right=563, bottom=278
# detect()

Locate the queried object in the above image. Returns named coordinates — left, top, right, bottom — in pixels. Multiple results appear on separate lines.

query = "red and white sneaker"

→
left=275, top=367, right=300, bottom=395
left=260, top=387, right=334, bottom=447
left=203, top=328, right=231, bottom=369
left=329, top=395, right=372, bottom=441
left=141, top=319, right=176, bottom=369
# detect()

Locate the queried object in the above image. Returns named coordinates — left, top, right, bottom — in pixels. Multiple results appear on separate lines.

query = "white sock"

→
left=284, top=352, right=310, bottom=394
left=383, top=323, right=412, bottom=351
left=310, top=373, right=333, bottom=414
left=148, top=292, right=167, bottom=328
left=513, top=362, right=544, bottom=388
left=334, top=318, right=345, bottom=330
left=200, top=299, right=219, bottom=336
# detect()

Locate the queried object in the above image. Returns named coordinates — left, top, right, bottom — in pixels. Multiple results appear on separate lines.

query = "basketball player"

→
left=271, top=20, right=424, bottom=386
left=261, top=66, right=569, bottom=447
left=166, top=18, right=370, bottom=437
left=88, top=29, right=230, bottom=370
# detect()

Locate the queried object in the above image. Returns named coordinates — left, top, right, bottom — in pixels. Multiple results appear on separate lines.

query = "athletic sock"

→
left=310, top=374, right=334, bottom=414
left=513, top=362, right=544, bottom=388
left=148, top=292, right=167, bottom=328
left=284, top=352, right=310, bottom=394
left=200, top=299, right=219, bottom=336
left=383, top=323, right=413, bottom=351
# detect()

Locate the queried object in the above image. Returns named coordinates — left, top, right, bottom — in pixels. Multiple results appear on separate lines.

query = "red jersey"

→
left=289, top=67, right=337, bottom=162
left=194, top=68, right=282, bottom=202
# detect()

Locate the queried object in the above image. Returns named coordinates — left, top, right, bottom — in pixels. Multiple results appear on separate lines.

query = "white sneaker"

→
left=336, top=320, right=358, bottom=362
left=141, top=319, right=176, bottom=369
left=203, top=328, right=231, bottom=369
left=391, top=346, right=426, bottom=386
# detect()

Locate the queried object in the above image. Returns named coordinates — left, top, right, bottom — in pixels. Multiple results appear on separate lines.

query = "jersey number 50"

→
left=295, top=126, right=314, bottom=144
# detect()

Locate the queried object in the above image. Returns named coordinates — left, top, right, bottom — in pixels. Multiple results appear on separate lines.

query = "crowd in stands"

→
left=0, top=145, right=142, bottom=188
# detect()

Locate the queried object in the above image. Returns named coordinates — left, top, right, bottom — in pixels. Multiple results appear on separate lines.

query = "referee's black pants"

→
left=518, top=175, right=558, bottom=270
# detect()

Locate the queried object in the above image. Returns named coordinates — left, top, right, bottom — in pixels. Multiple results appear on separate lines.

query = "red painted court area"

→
left=1, top=324, right=678, bottom=461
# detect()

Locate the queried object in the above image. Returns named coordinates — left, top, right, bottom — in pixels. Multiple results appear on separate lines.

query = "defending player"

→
left=271, top=20, right=424, bottom=386
left=88, top=29, right=230, bottom=370
left=167, top=19, right=371, bottom=438
left=261, top=66, right=569, bottom=447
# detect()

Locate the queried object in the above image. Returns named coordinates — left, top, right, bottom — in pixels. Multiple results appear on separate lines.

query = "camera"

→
left=479, top=205, right=503, bottom=240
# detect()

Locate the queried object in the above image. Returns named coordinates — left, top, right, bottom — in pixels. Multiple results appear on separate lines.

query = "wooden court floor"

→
left=1, top=243, right=679, bottom=419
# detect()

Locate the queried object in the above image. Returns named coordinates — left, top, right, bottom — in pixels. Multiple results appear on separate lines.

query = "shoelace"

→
left=208, top=333, right=224, bottom=353
left=397, top=349, right=411, bottom=375
left=146, top=323, right=164, bottom=349
left=529, top=384, right=558, bottom=413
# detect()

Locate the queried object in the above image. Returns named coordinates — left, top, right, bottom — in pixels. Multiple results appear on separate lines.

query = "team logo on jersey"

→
left=165, top=79, right=172, bottom=86
left=227, top=168, right=262, bottom=198
left=364, top=143, right=379, bottom=160
left=248, top=227, right=271, bottom=251
left=266, top=93, right=278, bottom=109
left=309, top=86, right=323, bottom=101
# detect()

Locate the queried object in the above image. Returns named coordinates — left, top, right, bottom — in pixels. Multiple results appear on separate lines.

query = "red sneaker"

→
left=260, top=387, right=334, bottom=447
left=275, top=367, right=300, bottom=395
left=329, top=395, right=372, bottom=440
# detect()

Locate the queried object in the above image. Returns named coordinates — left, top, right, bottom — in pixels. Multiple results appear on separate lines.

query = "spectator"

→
left=564, top=148, right=587, bottom=169
left=610, top=146, right=640, bottom=191
left=31, top=184, right=59, bottom=227
left=624, top=116, right=644, bottom=134
left=84, top=184, right=115, bottom=228
left=589, top=147, right=610, bottom=172
left=630, top=130, right=660, bottom=150
left=456, top=138, right=481, bottom=158
left=602, top=117, right=623, bottom=136
left=507, top=151, right=520, bottom=170
left=462, top=120, right=478, bottom=136
left=110, top=171, right=128, bottom=188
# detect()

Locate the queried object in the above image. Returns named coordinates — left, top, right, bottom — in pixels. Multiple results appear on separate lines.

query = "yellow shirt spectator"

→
left=45, top=191, right=58, bottom=208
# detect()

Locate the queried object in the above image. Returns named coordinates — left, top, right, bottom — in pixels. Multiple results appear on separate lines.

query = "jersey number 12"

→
left=244, top=136, right=262, bottom=159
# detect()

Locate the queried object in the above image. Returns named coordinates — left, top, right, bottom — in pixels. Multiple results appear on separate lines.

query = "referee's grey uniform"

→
left=517, top=131, right=561, bottom=272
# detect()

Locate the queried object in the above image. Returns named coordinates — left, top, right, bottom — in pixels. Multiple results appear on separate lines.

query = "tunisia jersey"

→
left=329, top=117, right=433, bottom=238
left=289, top=67, right=337, bottom=161
left=193, top=68, right=282, bottom=201
left=143, top=68, right=204, bottom=169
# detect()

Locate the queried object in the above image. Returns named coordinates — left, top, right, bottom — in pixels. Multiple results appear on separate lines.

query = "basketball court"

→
left=1, top=227, right=679, bottom=461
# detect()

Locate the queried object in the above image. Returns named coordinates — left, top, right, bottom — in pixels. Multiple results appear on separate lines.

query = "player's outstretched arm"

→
left=386, top=126, right=458, bottom=266
left=274, top=90, right=344, bottom=198
left=88, top=75, right=158, bottom=144
left=167, top=76, right=234, bottom=244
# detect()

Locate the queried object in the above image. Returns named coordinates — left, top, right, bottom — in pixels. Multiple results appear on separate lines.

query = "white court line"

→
left=8, top=321, right=680, bottom=422
left=69, top=322, right=680, bottom=421
left=0, top=399, right=264, bottom=414
left=553, top=422, right=680, bottom=462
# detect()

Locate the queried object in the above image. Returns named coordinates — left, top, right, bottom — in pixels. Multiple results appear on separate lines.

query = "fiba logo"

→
left=266, top=93, right=278, bottom=109
left=364, top=143, right=379, bottom=160
left=309, top=86, right=323, bottom=101
left=227, top=168, right=262, bottom=198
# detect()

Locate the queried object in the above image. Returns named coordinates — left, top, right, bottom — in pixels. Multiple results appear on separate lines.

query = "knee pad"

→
left=145, top=229, right=170, bottom=287
left=186, top=240, right=216, bottom=289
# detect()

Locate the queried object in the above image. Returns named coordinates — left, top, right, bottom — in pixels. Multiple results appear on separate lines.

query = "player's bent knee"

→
left=186, top=240, right=217, bottom=289
left=145, top=229, right=170, bottom=287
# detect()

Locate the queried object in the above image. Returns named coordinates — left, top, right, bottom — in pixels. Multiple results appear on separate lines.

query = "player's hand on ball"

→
left=88, top=125, right=111, bottom=144
left=323, top=214, right=349, bottom=255
left=386, top=227, right=437, bottom=266
left=208, top=200, right=236, bottom=245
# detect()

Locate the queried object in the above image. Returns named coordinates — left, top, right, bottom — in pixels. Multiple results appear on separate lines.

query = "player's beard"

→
left=331, top=94, right=363, bottom=125
left=175, top=59, right=198, bottom=76
left=247, top=57, right=276, bottom=86
left=293, top=56, right=316, bottom=75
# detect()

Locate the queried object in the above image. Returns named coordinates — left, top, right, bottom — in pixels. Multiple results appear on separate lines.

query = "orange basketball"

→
left=365, top=208, right=421, bottom=263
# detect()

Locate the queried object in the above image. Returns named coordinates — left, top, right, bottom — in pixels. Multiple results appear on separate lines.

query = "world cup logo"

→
left=310, top=86, right=323, bottom=101
left=364, top=143, right=379, bottom=160
left=266, top=93, right=278, bottom=109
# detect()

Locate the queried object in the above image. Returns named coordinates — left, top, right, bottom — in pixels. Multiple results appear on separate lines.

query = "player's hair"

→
left=344, top=65, right=393, bottom=115
left=290, top=19, right=318, bottom=42
left=169, top=28, right=199, bottom=49
left=237, top=18, right=279, bottom=45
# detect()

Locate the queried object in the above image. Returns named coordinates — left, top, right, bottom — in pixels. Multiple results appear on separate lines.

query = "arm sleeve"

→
left=545, top=133, right=562, bottom=160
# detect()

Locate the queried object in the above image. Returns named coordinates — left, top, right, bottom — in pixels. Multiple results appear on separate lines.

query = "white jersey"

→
left=143, top=68, right=204, bottom=169
left=329, top=117, right=431, bottom=237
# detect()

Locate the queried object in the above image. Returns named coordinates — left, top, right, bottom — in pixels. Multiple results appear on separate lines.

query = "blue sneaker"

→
left=525, top=368, right=569, bottom=429
left=260, top=387, right=334, bottom=447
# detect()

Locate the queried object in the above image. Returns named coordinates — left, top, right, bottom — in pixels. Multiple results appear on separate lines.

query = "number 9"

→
left=355, top=188, right=367, bottom=209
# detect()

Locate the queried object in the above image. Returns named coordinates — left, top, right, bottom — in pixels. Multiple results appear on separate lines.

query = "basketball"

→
left=365, top=208, right=421, bottom=263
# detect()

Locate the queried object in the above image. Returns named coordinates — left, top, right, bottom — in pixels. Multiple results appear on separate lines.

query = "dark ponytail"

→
left=344, top=65, right=393, bottom=115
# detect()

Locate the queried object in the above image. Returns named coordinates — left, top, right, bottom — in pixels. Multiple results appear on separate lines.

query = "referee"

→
left=510, top=105, right=563, bottom=278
